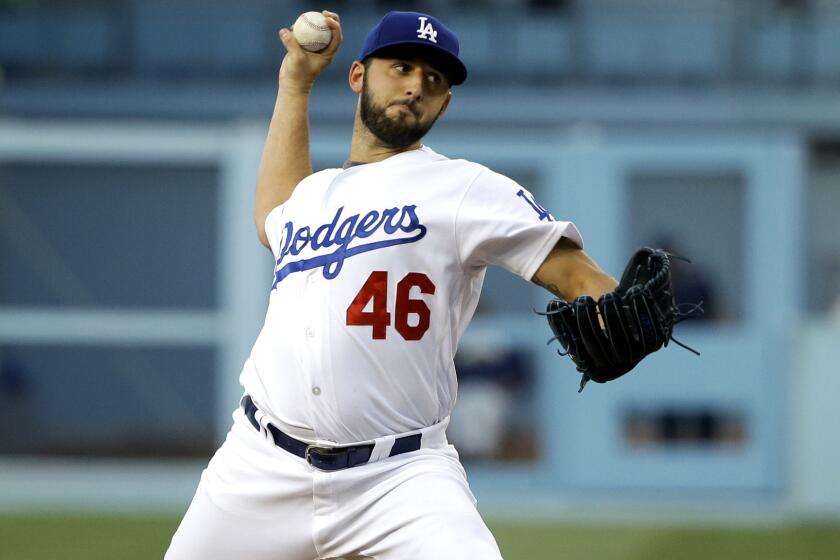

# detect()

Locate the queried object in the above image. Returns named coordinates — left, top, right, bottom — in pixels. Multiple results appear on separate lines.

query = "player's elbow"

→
left=254, top=213, right=272, bottom=250
left=257, top=229, right=271, bottom=250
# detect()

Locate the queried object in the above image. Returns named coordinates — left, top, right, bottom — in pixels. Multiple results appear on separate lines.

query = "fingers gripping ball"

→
left=546, top=248, right=699, bottom=392
left=293, top=12, right=333, bottom=52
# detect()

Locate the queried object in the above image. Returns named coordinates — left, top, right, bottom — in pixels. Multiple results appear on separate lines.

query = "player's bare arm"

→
left=254, top=10, right=342, bottom=249
left=532, top=238, right=618, bottom=300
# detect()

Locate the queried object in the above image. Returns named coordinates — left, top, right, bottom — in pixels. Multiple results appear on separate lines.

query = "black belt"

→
left=242, top=395, right=422, bottom=471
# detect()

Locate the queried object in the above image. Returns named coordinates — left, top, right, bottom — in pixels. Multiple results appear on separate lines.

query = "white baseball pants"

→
left=165, top=407, right=503, bottom=559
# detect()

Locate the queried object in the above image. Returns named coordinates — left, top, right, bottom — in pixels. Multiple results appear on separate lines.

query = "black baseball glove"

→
left=546, top=247, right=699, bottom=392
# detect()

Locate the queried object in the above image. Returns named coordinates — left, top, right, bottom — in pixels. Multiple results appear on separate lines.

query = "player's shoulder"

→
left=416, top=148, right=527, bottom=202
left=419, top=145, right=474, bottom=168
left=422, top=147, right=513, bottom=182
left=267, top=168, right=343, bottom=224
left=284, top=167, right=343, bottom=202
left=416, top=146, right=489, bottom=181
left=300, top=167, right=343, bottom=186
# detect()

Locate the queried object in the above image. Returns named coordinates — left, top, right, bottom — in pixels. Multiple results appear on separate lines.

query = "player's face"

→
left=359, top=57, right=451, bottom=149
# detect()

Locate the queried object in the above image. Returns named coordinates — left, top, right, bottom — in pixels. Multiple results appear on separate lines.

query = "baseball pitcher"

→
left=166, top=10, right=687, bottom=559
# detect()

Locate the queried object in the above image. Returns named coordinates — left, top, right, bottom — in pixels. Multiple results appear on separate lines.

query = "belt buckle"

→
left=304, top=444, right=346, bottom=470
left=304, top=444, right=316, bottom=465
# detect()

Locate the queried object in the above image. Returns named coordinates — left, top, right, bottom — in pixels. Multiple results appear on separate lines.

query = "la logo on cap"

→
left=416, top=16, right=437, bottom=43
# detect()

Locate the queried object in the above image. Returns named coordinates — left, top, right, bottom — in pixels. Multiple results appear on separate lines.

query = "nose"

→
left=403, top=68, right=425, bottom=100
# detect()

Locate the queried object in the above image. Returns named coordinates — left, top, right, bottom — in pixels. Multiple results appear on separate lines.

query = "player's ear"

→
left=349, top=61, right=364, bottom=94
left=437, top=91, right=453, bottom=119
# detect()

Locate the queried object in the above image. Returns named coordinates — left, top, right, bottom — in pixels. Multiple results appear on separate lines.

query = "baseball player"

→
left=166, top=10, right=619, bottom=560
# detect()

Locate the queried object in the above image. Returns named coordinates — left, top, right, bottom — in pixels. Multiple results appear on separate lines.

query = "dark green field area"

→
left=1, top=514, right=839, bottom=560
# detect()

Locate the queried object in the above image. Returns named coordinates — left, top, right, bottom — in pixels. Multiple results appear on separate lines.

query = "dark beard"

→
left=360, top=78, right=439, bottom=149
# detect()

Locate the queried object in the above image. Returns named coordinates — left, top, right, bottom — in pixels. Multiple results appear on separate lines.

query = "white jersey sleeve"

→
left=454, top=167, right=583, bottom=280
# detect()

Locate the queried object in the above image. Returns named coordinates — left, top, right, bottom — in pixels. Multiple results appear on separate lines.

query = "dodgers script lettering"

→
left=272, top=205, right=427, bottom=288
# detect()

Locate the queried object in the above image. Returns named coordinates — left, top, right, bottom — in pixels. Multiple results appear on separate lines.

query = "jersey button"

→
left=312, top=386, right=321, bottom=396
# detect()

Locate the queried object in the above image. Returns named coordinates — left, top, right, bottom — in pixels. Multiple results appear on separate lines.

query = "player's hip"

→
left=199, top=402, right=469, bottom=516
left=239, top=393, right=453, bottom=470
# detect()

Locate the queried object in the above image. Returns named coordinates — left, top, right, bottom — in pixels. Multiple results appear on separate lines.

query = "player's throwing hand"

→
left=278, top=10, right=342, bottom=93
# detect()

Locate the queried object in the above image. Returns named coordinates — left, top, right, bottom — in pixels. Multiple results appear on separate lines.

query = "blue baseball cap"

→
left=358, top=11, right=468, bottom=86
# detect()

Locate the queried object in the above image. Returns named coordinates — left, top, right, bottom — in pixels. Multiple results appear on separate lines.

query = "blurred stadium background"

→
left=2, top=0, right=840, bottom=558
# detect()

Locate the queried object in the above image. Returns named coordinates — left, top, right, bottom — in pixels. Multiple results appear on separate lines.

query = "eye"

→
left=427, top=72, right=442, bottom=84
left=394, top=63, right=410, bottom=73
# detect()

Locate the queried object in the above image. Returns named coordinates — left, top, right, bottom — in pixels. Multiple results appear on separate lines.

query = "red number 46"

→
left=346, top=271, right=436, bottom=341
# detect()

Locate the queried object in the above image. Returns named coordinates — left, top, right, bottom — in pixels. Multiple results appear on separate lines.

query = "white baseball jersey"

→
left=240, top=146, right=582, bottom=445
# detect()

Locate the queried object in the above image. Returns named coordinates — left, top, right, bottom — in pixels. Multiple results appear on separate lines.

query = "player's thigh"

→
left=165, top=483, right=315, bottom=560
left=166, top=412, right=318, bottom=560
left=352, top=449, right=503, bottom=560
left=374, top=508, right=502, bottom=560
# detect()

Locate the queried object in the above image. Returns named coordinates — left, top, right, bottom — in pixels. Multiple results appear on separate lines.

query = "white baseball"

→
left=292, top=11, right=332, bottom=52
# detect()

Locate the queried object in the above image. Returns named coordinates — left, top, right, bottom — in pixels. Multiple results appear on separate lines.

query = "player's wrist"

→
left=279, top=79, right=314, bottom=97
